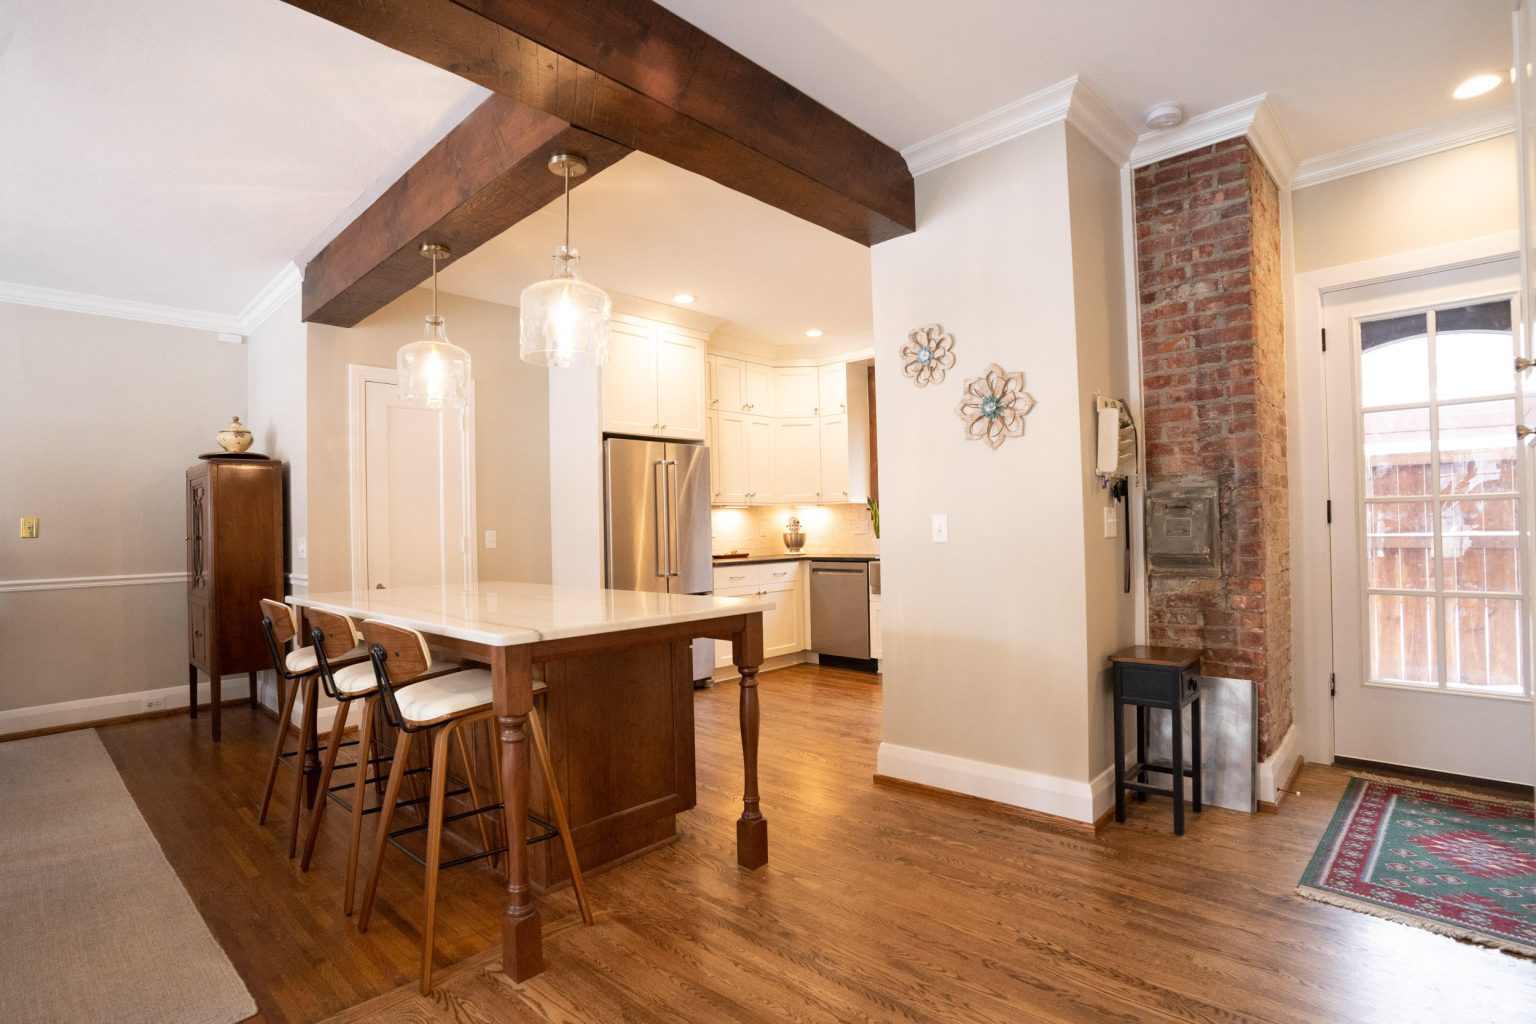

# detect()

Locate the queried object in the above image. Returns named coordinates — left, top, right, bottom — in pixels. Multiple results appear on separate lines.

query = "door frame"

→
left=1292, top=230, right=1521, bottom=767
left=347, top=364, right=479, bottom=594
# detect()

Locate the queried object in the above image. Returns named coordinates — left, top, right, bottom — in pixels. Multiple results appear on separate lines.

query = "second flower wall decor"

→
left=900, top=323, right=956, bottom=387
left=956, top=363, right=1035, bottom=450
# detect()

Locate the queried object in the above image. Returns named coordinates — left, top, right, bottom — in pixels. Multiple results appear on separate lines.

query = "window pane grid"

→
left=1357, top=298, right=1529, bottom=696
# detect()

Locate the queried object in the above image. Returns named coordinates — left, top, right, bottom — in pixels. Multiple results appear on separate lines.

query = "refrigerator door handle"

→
left=653, top=460, right=669, bottom=578
left=665, top=459, right=681, bottom=577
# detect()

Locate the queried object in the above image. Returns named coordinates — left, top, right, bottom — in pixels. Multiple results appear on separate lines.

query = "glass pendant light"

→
left=397, top=242, right=471, bottom=408
left=519, top=153, right=611, bottom=368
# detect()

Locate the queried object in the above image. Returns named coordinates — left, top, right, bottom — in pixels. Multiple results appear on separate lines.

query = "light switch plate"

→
left=484, top=530, right=498, bottom=549
left=931, top=514, right=948, bottom=543
left=1103, top=507, right=1118, bottom=539
left=19, top=516, right=39, bottom=539
left=296, top=537, right=307, bottom=560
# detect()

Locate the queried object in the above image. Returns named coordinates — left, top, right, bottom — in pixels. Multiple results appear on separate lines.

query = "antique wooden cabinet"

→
left=185, top=459, right=284, bottom=740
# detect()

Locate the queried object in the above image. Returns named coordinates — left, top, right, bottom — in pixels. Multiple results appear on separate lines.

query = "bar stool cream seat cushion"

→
left=394, top=669, right=494, bottom=726
left=332, top=661, right=380, bottom=696
left=287, top=643, right=366, bottom=675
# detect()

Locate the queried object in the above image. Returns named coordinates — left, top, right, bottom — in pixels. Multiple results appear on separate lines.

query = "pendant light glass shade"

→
left=519, top=153, right=610, bottom=367
left=519, top=246, right=611, bottom=368
left=397, top=244, right=471, bottom=408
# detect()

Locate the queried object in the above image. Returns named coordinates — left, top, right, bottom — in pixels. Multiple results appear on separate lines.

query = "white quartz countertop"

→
left=290, top=581, right=774, bottom=647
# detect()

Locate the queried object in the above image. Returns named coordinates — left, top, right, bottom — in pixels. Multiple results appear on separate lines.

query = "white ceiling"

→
left=653, top=0, right=1515, bottom=159
left=438, top=152, right=872, bottom=348
left=0, top=0, right=1519, bottom=330
left=0, top=0, right=483, bottom=313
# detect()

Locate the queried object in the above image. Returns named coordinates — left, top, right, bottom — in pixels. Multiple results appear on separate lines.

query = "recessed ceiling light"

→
left=673, top=293, right=695, bottom=304
left=1454, top=73, right=1503, bottom=99
left=805, top=329, right=824, bottom=338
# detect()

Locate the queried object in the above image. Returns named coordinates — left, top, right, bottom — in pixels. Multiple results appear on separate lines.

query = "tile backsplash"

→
left=711, top=503, right=880, bottom=557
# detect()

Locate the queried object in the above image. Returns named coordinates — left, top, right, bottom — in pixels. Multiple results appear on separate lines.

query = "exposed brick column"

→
left=1134, top=138, right=1293, bottom=759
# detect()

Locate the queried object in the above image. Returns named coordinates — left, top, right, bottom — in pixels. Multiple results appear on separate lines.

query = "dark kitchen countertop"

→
left=712, top=553, right=880, bottom=566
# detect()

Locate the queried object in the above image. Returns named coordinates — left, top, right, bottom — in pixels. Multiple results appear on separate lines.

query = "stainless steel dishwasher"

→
left=809, top=560, right=871, bottom=659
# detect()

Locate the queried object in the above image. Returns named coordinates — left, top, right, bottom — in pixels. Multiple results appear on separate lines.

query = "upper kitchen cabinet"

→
left=819, top=412, right=851, bottom=501
left=601, top=317, right=707, bottom=440
left=709, top=354, right=773, bottom=414
left=773, top=366, right=819, bottom=417
left=818, top=362, right=848, bottom=416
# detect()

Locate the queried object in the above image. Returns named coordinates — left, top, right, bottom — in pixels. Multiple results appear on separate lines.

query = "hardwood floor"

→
left=93, top=664, right=1533, bottom=1024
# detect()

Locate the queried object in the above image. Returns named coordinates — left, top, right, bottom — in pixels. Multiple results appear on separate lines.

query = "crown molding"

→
left=238, top=262, right=303, bottom=334
left=1130, top=93, right=1297, bottom=186
left=901, top=77, right=1076, bottom=176
left=901, top=76, right=1135, bottom=176
left=0, top=261, right=303, bottom=338
left=1291, top=104, right=1515, bottom=190
left=0, top=280, right=246, bottom=334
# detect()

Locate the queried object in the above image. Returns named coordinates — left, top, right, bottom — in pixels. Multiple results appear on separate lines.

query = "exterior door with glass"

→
left=1324, top=258, right=1534, bottom=784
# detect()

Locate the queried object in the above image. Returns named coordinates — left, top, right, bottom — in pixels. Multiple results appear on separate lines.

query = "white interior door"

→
left=352, top=367, right=476, bottom=593
left=1325, top=258, right=1535, bottom=783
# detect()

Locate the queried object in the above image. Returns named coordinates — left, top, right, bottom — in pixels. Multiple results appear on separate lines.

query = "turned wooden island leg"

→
left=732, top=612, right=769, bottom=869
left=491, top=644, right=543, bottom=982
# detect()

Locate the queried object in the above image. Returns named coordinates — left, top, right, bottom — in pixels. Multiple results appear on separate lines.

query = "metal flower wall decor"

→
left=900, top=323, right=956, bottom=387
left=956, top=363, right=1035, bottom=450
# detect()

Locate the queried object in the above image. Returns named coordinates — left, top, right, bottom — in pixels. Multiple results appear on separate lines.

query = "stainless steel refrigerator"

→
left=603, top=437, right=715, bottom=683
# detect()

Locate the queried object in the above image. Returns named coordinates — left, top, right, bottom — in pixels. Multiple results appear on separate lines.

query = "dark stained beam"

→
left=281, top=0, right=915, bottom=250
left=303, top=95, right=629, bottom=326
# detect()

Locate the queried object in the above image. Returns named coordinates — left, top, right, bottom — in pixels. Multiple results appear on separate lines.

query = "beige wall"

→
left=305, top=289, right=552, bottom=592
left=1065, top=124, right=1136, bottom=781
left=869, top=123, right=1133, bottom=819
left=1, top=304, right=247, bottom=713
left=1292, top=135, right=1518, bottom=273
left=245, top=294, right=308, bottom=586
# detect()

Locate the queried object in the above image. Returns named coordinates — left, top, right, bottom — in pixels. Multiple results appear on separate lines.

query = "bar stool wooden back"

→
left=355, top=620, right=592, bottom=993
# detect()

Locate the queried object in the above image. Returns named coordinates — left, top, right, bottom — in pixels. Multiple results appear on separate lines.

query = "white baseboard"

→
left=876, top=742, right=1099, bottom=824
left=0, top=676, right=253, bottom=737
left=1257, top=723, right=1300, bottom=805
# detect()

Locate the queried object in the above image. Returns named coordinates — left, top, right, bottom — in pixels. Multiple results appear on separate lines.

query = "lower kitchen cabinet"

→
left=713, top=562, right=804, bottom=668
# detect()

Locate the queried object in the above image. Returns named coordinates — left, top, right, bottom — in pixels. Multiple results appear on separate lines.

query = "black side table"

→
left=1108, top=646, right=1203, bottom=835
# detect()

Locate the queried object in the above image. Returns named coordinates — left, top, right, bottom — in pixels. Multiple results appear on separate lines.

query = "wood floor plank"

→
left=85, top=663, right=1535, bottom=1024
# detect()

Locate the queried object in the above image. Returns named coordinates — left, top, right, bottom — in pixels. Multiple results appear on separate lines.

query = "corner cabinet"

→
left=601, top=319, right=707, bottom=440
left=186, top=458, right=284, bottom=741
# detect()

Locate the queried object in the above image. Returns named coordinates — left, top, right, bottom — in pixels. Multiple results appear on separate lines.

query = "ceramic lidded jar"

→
left=216, top=416, right=254, bottom=453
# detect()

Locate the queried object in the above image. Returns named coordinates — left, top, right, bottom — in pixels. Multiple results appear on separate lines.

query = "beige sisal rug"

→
left=0, top=730, right=256, bottom=1024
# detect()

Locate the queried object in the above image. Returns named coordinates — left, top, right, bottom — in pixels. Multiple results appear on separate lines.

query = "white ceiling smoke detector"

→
left=1143, top=103, right=1185, bottom=130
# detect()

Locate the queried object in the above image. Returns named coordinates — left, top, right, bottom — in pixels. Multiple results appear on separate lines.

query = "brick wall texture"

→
left=1134, top=138, right=1293, bottom=759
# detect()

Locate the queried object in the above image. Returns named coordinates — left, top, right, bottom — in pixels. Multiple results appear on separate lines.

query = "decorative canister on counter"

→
left=783, top=515, right=806, bottom=552
left=215, top=416, right=254, bottom=453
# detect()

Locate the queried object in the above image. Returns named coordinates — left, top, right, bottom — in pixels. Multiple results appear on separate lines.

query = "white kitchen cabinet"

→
left=869, top=594, right=883, bottom=659
left=745, top=362, right=774, bottom=414
left=773, top=366, right=818, bottom=417
left=602, top=320, right=706, bottom=440
left=712, top=562, right=804, bottom=666
left=712, top=355, right=745, bottom=412
left=705, top=411, right=721, bottom=500
left=818, top=361, right=848, bottom=416
left=745, top=415, right=774, bottom=502
left=773, top=418, right=821, bottom=502
left=656, top=331, right=707, bottom=439
left=714, top=411, right=749, bottom=503
left=818, top=412, right=850, bottom=501
left=602, top=322, right=660, bottom=436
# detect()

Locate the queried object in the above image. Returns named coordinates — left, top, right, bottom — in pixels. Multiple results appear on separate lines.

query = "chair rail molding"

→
left=0, top=571, right=189, bottom=594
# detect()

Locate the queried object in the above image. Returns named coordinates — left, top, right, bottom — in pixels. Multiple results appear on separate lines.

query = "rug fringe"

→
left=1296, top=885, right=1536, bottom=960
left=1344, top=770, right=1535, bottom=806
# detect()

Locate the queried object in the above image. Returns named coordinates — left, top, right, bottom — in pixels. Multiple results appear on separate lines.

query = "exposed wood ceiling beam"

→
left=283, top=0, right=916, bottom=251
left=303, top=95, right=629, bottom=326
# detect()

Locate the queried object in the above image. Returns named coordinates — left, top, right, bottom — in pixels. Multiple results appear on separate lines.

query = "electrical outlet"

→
left=931, top=514, right=948, bottom=543
left=296, top=537, right=307, bottom=560
left=1103, top=507, right=1118, bottom=539
left=484, top=530, right=498, bottom=549
left=19, top=516, right=39, bottom=539
left=144, top=697, right=166, bottom=711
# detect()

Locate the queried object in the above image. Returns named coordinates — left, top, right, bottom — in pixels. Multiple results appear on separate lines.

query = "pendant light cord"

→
left=563, top=165, right=572, bottom=253
left=431, top=249, right=440, bottom=319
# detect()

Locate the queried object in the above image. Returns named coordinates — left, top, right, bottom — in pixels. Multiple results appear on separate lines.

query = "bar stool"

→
left=298, top=608, right=465, bottom=916
left=355, top=620, right=592, bottom=994
left=256, top=598, right=365, bottom=857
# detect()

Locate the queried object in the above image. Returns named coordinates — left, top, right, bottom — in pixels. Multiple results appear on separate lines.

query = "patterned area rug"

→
left=1298, top=776, right=1536, bottom=958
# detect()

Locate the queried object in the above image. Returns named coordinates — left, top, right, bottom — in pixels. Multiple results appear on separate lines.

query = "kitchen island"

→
left=290, top=581, right=772, bottom=982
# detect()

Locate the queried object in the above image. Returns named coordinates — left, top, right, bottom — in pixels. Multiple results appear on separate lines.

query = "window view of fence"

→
left=1358, top=299, right=1527, bottom=695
